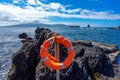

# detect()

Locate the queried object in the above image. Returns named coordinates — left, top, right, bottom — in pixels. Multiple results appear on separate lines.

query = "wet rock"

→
left=92, top=42, right=118, bottom=53
left=8, top=27, right=120, bottom=80
left=72, top=40, right=92, bottom=47
left=84, top=47, right=115, bottom=78
left=18, top=33, right=28, bottom=39
left=8, top=28, right=54, bottom=80
left=108, top=51, right=120, bottom=62
left=108, top=26, right=120, bottom=30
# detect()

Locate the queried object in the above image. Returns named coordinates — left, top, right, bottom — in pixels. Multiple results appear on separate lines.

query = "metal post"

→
left=54, top=39, right=60, bottom=80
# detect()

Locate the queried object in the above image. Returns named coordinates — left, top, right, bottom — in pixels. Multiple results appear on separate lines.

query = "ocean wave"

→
left=0, top=36, right=20, bottom=43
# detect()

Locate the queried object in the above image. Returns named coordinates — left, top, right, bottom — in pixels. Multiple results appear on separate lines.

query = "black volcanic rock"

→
left=116, top=26, right=120, bottom=30
left=92, top=42, right=118, bottom=53
left=108, top=26, right=120, bottom=30
left=87, top=24, right=90, bottom=28
left=8, top=28, right=53, bottom=80
left=8, top=27, right=120, bottom=80
left=115, top=26, right=120, bottom=30
left=18, top=33, right=28, bottom=39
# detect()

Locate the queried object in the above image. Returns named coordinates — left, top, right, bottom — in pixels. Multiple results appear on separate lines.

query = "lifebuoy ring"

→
left=40, top=36, right=75, bottom=70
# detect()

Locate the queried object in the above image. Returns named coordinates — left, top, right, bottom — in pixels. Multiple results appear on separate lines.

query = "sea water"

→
left=0, top=26, right=120, bottom=80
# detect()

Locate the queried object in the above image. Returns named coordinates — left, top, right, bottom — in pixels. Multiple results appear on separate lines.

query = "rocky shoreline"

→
left=107, top=26, right=120, bottom=30
left=7, top=27, right=120, bottom=80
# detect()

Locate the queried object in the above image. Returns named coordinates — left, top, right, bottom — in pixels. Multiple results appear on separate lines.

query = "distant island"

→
left=107, top=26, right=120, bottom=30
left=69, top=25, right=80, bottom=28
left=83, top=24, right=91, bottom=29
left=0, top=22, right=68, bottom=27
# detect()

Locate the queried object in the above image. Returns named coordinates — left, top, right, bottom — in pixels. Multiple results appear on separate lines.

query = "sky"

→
left=0, top=0, right=120, bottom=27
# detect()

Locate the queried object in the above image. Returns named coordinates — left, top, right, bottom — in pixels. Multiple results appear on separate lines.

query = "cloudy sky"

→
left=0, top=0, right=120, bottom=27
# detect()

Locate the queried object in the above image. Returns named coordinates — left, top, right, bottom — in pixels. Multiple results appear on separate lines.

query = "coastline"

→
left=7, top=27, right=120, bottom=80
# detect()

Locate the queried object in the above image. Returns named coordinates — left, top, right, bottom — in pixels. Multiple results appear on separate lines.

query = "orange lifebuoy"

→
left=40, top=36, right=75, bottom=70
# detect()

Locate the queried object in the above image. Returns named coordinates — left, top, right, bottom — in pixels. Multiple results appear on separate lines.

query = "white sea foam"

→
left=0, top=36, right=20, bottom=43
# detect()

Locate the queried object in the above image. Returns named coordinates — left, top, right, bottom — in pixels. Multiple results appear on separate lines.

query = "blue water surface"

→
left=0, top=26, right=120, bottom=80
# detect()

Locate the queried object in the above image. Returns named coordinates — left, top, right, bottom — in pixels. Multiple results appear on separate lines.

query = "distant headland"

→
left=69, top=25, right=80, bottom=28
left=107, top=26, right=120, bottom=30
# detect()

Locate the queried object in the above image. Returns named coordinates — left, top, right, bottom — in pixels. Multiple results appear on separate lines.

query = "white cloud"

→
left=27, top=0, right=36, bottom=5
left=13, top=0, right=25, bottom=4
left=49, top=3, right=62, bottom=10
left=79, top=9, right=120, bottom=20
left=13, top=0, right=19, bottom=3
left=0, top=0, right=120, bottom=26
left=0, top=3, right=50, bottom=26
left=66, top=9, right=81, bottom=14
left=35, top=2, right=66, bottom=11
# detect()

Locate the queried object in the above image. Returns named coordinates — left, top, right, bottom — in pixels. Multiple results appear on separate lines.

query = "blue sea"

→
left=0, top=26, right=120, bottom=80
